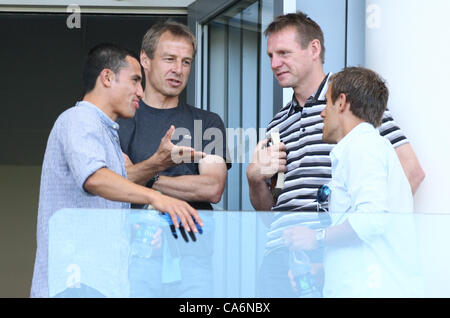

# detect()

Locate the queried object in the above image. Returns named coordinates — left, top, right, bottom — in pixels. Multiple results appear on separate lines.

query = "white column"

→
left=366, top=0, right=450, bottom=297
left=283, top=0, right=297, bottom=13
left=365, top=0, right=450, bottom=213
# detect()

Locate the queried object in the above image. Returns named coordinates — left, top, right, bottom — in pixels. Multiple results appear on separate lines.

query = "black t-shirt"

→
left=118, top=100, right=231, bottom=210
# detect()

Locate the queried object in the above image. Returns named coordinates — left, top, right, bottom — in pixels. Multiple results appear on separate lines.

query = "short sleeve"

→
left=58, top=110, right=108, bottom=193
left=378, top=109, right=409, bottom=148
left=203, top=112, right=232, bottom=169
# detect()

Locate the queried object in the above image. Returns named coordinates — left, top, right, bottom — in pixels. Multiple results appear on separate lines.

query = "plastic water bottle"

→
left=130, top=222, right=158, bottom=259
left=289, top=250, right=322, bottom=298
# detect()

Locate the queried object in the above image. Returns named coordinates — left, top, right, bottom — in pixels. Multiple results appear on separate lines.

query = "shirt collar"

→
left=330, top=122, right=375, bottom=162
left=76, top=101, right=120, bottom=131
left=314, top=72, right=332, bottom=101
left=288, top=72, right=332, bottom=115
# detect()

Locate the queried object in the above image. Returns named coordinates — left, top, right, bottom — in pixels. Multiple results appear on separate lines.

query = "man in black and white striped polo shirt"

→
left=246, top=11, right=425, bottom=297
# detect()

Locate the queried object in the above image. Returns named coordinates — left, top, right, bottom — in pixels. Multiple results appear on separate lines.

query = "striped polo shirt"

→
left=265, top=73, right=408, bottom=253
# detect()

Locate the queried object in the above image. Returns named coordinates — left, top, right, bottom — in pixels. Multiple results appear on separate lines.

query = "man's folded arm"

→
left=152, top=155, right=227, bottom=204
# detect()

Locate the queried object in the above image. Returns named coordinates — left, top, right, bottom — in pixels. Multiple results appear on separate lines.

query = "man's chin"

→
left=121, top=110, right=136, bottom=119
left=277, top=80, right=294, bottom=88
left=164, top=83, right=187, bottom=95
left=322, top=135, right=337, bottom=144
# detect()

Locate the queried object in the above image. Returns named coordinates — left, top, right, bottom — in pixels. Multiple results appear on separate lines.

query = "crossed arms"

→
left=123, top=125, right=228, bottom=205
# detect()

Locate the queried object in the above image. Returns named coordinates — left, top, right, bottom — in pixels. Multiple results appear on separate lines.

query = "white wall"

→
left=365, top=0, right=450, bottom=213
left=365, top=0, right=450, bottom=296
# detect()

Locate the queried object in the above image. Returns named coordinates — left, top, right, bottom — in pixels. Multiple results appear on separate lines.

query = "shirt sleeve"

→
left=378, top=109, right=409, bottom=148
left=58, top=110, right=108, bottom=193
left=202, top=112, right=232, bottom=169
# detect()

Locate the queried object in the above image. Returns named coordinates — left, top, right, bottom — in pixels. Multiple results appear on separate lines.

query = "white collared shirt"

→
left=323, top=122, right=423, bottom=297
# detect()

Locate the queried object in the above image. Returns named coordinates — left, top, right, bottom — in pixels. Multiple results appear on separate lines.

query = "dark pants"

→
left=257, top=247, right=324, bottom=298
left=257, top=248, right=298, bottom=298
left=128, top=255, right=213, bottom=297
left=128, top=214, right=214, bottom=298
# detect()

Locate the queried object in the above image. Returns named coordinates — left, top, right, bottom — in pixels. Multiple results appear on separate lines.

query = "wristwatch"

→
left=315, top=228, right=326, bottom=248
left=149, top=173, right=160, bottom=188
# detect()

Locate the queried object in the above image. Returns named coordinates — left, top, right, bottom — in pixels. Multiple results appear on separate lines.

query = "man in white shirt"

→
left=283, top=67, right=423, bottom=297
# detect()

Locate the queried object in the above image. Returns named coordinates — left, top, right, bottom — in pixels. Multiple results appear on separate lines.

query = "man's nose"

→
left=136, top=83, right=144, bottom=99
left=320, top=109, right=325, bottom=118
left=271, top=55, right=282, bottom=70
left=172, top=60, right=182, bottom=74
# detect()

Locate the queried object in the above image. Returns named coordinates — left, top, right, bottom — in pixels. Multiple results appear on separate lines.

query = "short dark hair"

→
left=141, top=20, right=197, bottom=59
left=82, top=43, right=139, bottom=94
left=264, top=11, right=325, bottom=64
left=329, top=67, right=389, bottom=127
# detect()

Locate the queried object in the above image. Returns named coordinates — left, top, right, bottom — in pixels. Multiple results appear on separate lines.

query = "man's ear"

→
left=310, top=39, right=322, bottom=62
left=99, top=69, right=115, bottom=88
left=337, top=93, right=349, bottom=113
left=140, top=50, right=150, bottom=69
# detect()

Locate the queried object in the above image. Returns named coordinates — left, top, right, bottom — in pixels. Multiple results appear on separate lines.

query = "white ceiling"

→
left=0, top=0, right=196, bottom=7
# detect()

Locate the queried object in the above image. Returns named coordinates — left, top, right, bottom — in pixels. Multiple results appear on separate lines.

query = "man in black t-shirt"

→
left=119, top=21, right=230, bottom=210
left=118, top=21, right=230, bottom=297
left=119, top=99, right=229, bottom=211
